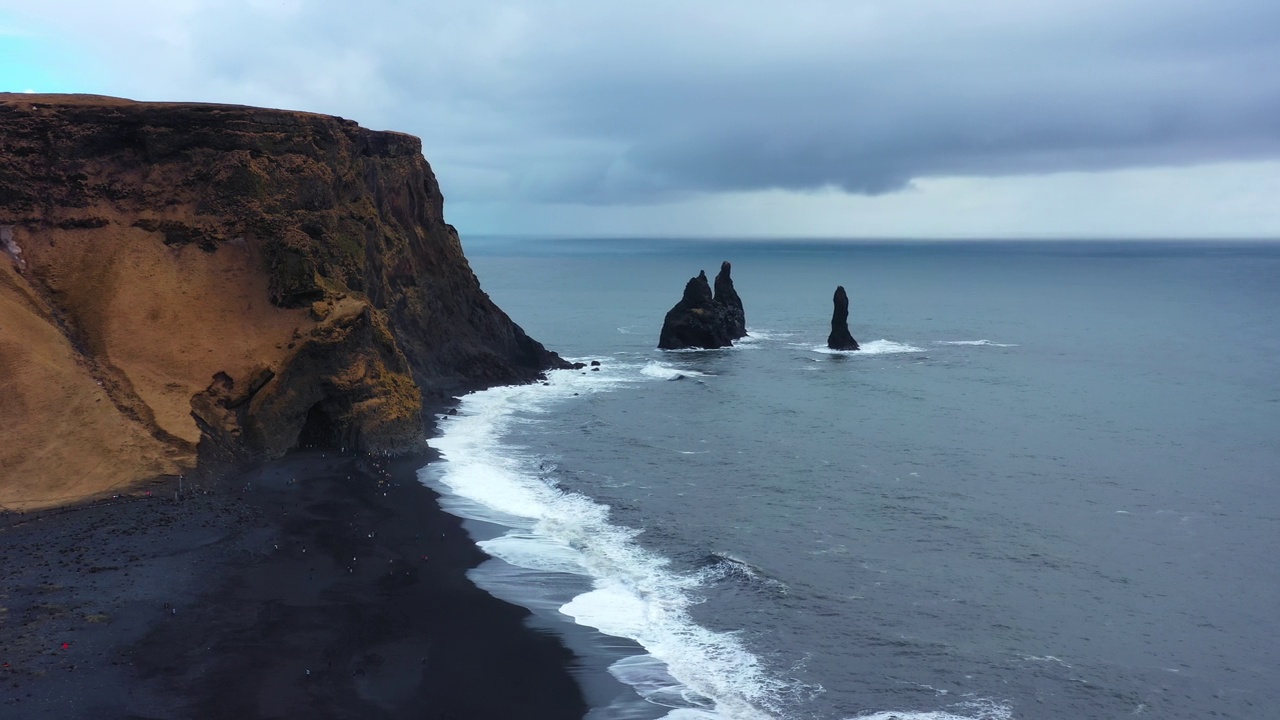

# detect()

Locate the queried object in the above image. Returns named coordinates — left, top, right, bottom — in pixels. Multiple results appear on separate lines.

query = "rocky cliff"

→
left=0, top=94, right=564, bottom=510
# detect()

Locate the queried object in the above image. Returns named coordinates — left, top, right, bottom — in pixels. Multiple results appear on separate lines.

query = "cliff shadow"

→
left=296, top=399, right=351, bottom=451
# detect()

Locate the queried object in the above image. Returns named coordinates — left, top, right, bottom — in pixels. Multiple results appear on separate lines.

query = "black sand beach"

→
left=0, top=450, right=587, bottom=719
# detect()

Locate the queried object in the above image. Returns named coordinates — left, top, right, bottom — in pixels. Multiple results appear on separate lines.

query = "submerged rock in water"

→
left=658, top=261, right=748, bottom=349
left=827, top=286, right=860, bottom=351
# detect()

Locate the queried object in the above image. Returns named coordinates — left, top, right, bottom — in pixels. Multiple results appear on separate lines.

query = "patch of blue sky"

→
left=0, top=17, right=104, bottom=94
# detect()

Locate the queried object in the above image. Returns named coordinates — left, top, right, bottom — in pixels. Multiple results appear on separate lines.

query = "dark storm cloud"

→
left=84, top=0, right=1280, bottom=203
left=498, top=0, right=1280, bottom=201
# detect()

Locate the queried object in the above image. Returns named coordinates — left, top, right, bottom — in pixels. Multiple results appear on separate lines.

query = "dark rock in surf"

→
left=827, top=286, right=860, bottom=351
left=657, top=262, right=748, bottom=350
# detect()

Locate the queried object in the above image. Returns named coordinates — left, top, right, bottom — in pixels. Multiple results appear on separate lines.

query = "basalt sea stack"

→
left=0, top=94, right=565, bottom=509
left=713, top=260, right=746, bottom=338
left=827, top=285, right=860, bottom=350
left=658, top=261, right=747, bottom=349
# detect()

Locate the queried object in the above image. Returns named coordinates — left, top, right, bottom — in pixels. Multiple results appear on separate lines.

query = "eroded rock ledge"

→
left=0, top=94, right=564, bottom=509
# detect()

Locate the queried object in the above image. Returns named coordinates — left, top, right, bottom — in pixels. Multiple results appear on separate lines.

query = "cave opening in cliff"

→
left=297, top=401, right=341, bottom=450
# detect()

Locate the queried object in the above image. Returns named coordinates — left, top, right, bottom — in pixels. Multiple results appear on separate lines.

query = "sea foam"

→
left=845, top=697, right=1013, bottom=720
left=641, top=360, right=713, bottom=380
left=735, top=328, right=790, bottom=345
left=934, top=340, right=1018, bottom=347
left=426, top=361, right=782, bottom=719
left=809, top=339, right=925, bottom=355
left=427, top=356, right=1004, bottom=720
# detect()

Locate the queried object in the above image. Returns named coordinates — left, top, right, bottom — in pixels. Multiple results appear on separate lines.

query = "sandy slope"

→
left=0, top=258, right=181, bottom=508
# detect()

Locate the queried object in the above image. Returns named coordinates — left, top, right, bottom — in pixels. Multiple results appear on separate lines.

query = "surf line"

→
left=423, top=363, right=785, bottom=719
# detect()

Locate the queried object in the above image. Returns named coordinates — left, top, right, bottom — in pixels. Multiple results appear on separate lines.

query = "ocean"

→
left=420, top=239, right=1280, bottom=720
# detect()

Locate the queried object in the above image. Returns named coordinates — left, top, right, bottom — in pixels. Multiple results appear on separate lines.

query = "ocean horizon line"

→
left=461, top=234, right=1280, bottom=244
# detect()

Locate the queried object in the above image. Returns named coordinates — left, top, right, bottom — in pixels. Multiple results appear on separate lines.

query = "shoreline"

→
left=1, top=449, right=589, bottom=719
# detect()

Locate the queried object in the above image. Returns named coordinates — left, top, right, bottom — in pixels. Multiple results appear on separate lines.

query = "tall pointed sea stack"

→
left=658, top=261, right=748, bottom=349
left=827, top=285, right=860, bottom=350
left=714, top=261, right=746, bottom=338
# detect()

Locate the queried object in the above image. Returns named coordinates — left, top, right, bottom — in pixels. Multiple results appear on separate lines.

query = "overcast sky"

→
left=2, top=0, right=1278, bottom=238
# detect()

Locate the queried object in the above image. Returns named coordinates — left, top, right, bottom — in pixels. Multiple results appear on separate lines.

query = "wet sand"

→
left=0, top=450, right=587, bottom=719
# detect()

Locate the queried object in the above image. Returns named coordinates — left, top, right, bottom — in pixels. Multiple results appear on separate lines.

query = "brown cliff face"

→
left=0, top=94, right=564, bottom=510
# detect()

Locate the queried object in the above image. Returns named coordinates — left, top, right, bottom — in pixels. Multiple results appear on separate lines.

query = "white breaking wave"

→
left=426, top=364, right=783, bottom=720
left=1019, top=654, right=1072, bottom=667
left=736, top=328, right=789, bottom=344
left=810, top=339, right=925, bottom=355
left=934, top=340, right=1018, bottom=347
left=701, top=552, right=789, bottom=594
left=846, top=698, right=1013, bottom=720
left=660, top=329, right=777, bottom=352
left=849, top=707, right=998, bottom=712
left=641, top=360, right=714, bottom=381
left=856, top=339, right=926, bottom=354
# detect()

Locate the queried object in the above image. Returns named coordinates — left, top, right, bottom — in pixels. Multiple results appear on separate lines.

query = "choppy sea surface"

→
left=419, top=239, right=1280, bottom=720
